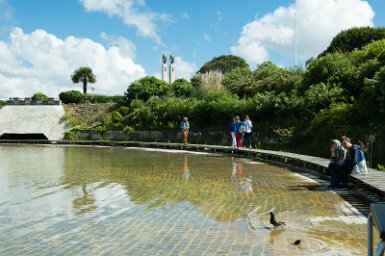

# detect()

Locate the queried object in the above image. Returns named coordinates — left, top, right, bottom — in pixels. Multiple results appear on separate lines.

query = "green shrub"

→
left=59, top=90, right=84, bottom=104
left=32, top=92, right=49, bottom=101
left=64, top=131, right=78, bottom=140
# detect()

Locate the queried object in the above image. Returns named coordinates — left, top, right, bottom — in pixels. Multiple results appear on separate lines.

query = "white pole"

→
left=294, top=12, right=298, bottom=66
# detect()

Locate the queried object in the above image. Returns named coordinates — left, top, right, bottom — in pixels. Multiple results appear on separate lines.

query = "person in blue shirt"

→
left=180, top=117, right=190, bottom=144
left=341, top=136, right=368, bottom=175
left=234, top=116, right=244, bottom=148
left=229, top=117, right=237, bottom=148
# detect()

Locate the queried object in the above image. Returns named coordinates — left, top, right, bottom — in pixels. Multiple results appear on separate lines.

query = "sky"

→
left=0, top=0, right=384, bottom=99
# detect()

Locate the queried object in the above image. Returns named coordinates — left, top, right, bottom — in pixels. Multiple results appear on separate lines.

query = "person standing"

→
left=234, top=116, right=243, bottom=148
left=180, top=117, right=190, bottom=144
left=243, top=115, right=253, bottom=149
left=230, top=117, right=237, bottom=148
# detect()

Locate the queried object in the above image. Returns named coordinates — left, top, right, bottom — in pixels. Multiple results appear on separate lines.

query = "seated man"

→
left=341, top=136, right=368, bottom=177
left=328, top=139, right=347, bottom=189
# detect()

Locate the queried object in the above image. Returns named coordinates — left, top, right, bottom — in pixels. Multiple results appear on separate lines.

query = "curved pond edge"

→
left=0, top=139, right=384, bottom=204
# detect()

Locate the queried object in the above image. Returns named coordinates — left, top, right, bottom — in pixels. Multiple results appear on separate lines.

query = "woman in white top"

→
left=243, top=115, right=253, bottom=149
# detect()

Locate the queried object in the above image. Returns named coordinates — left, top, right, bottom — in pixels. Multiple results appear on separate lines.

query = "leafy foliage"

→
left=125, top=76, right=170, bottom=102
left=71, top=67, right=96, bottom=94
left=321, top=27, right=385, bottom=56
left=32, top=92, right=49, bottom=101
left=60, top=90, right=84, bottom=104
left=198, top=55, right=249, bottom=74
left=59, top=90, right=123, bottom=104
left=171, top=78, right=194, bottom=98
left=62, top=28, right=385, bottom=166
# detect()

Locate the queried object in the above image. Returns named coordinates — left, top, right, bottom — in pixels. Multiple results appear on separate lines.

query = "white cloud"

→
left=216, top=11, right=223, bottom=21
left=203, top=33, right=211, bottom=42
left=0, top=27, right=146, bottom=99
left=174, top=56, right=197, bottom=80
left=0, top=0, right=12, bottom=21
left=100, top=32, right=136, bottom=59
left=231, top=0, right=375, bottom=66
left=180, top=12, right=189, bottom=19
left=79, top=0, right=170, bottom=45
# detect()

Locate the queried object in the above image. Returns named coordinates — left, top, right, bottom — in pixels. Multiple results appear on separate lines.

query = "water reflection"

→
left=72, top=182, right=96, bottom=215
left=181, top=156, right=190, bottom=182
left=231, top=158, right=253, bottom=194
left=0, top=145, right=371, bottom=255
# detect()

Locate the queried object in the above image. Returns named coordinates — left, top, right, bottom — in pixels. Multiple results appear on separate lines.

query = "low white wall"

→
left=0, top=106, right=67, bottom=140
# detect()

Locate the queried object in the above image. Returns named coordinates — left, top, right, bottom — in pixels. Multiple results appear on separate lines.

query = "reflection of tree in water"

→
left=61, top=148, right=262, bottom=221
left=58, top=147, right=369, bottom=253
left=60, top=147, right=356, bottom=231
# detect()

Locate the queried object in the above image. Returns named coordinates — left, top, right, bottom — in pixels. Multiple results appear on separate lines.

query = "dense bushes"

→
left=198, top=55, right=249, bottom=74
left=32, top=92, right=49, bottom=100
left=59, top=90, right=84, bottom=104
left=62, top=27, right=385, bottom=166
left=59, top=90, right=124, bottom=104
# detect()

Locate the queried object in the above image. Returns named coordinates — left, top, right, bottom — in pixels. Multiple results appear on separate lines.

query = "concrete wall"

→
left=0, top=106, right=67, bottom=140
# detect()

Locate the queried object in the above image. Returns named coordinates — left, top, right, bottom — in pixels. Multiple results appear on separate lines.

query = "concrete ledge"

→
left=0, top=140, right=384, bottom=201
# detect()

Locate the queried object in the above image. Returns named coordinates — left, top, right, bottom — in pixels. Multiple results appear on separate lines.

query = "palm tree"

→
left=71, top=67, right=96, bottom=94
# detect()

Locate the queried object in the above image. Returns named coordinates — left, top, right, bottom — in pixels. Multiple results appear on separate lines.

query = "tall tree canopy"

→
left=125, top=76, right=171, bottom=102
left=198, top=55, right=249, bottom=74
left=321, top=27, right=385, bottom=56
left=71, top=67, right=96, bottom=94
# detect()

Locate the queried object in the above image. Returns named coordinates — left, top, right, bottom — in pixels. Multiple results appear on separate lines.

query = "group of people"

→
left=181, top=117, right=368, bottom=190
left=230, top=116, right=253, bottom=148
left=180, top=115, right=254, bottom=148
left=328, top=136, right=368, bottom=189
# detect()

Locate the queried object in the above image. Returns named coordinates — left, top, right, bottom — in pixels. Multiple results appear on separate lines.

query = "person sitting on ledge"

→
left=341, top=136, right=368, bottom=177
left=328, top=139, right=347, bottom=189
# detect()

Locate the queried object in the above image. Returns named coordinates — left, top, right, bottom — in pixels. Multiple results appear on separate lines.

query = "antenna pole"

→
left=294, top=12, right=298, bottom=66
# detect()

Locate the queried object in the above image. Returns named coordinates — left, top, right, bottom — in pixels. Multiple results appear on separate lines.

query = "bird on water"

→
left=269, top=212, right=286, bottom=229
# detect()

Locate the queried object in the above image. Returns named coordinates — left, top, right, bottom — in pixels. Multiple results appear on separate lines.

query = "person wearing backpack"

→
left=180, top=117, right=190, bottom=144
left=341, top=136, right=368, bottom=176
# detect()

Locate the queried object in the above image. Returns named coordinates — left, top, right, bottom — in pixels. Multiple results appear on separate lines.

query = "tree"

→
left=71, top=67, right=96, bottom=94
left=198, top=55, right=249, bottom=74
left=251, top=62, right=302, bottom=94
left=125, top=76, right=171, bottom=103
left=223, top=67, right=253, bottom=98
left=321, top=27, right=385, bottom=56
left=171, top=78, right=194, bottom=97
left=303, top=53, right=356, bottom=95
left=31, top=92, right=48, bottom=101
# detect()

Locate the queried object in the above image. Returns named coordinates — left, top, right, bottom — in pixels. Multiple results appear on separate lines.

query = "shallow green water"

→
left=0, top=145, right=369, bottom=255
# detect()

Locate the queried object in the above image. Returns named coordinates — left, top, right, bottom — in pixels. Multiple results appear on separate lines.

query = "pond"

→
left=0, top=145, right=369, bottom=255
